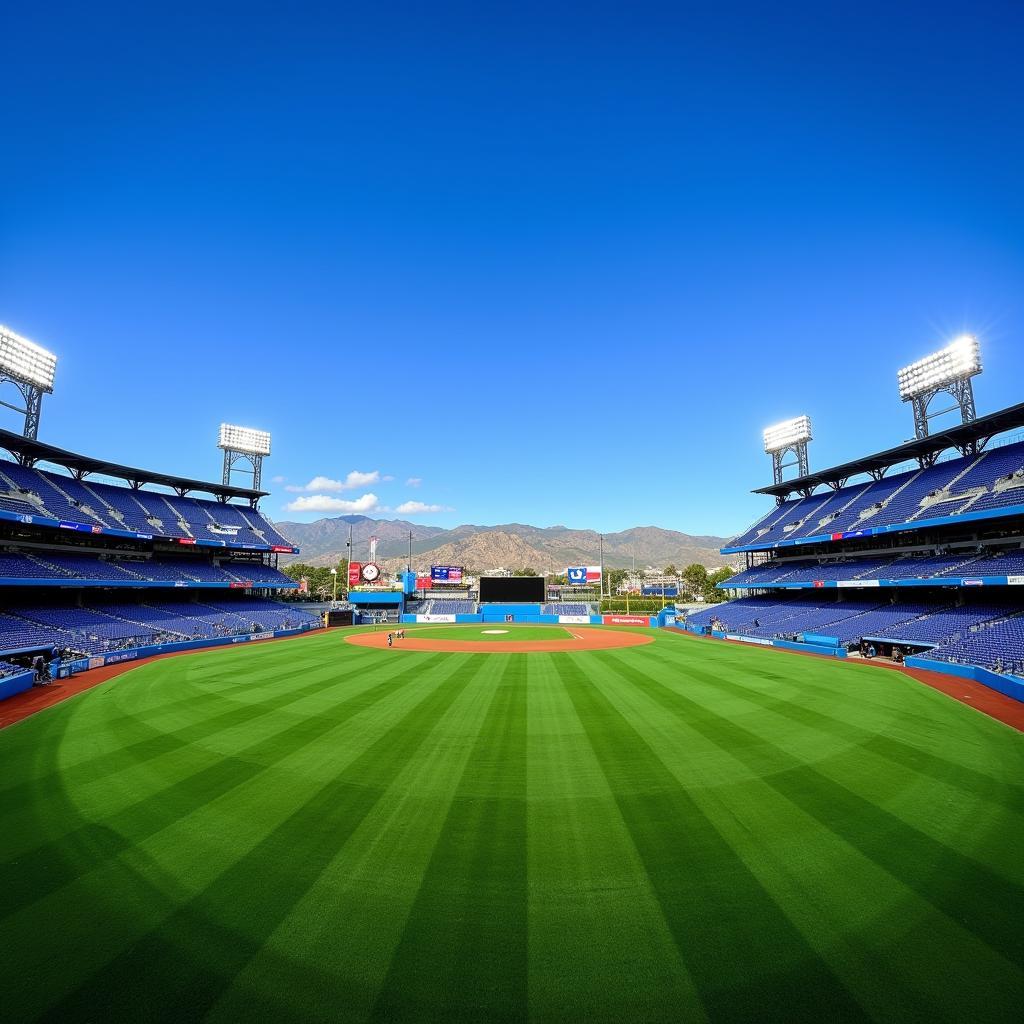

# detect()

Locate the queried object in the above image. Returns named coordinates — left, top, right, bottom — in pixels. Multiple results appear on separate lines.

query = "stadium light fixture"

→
left=0, top=325, right=58, bottom=391
left=897, top=334, right=981, bottom=401
left=218, top=423, right=272, bottom=456
left=0, top=324, right=58, bottom=439
left=218, top=423, right=272, bottom=490
left=897, top=333, right=983, bottom=442
left=763, top=415, right=813, bottom=454
left=762, top=415, right=813, bottom=490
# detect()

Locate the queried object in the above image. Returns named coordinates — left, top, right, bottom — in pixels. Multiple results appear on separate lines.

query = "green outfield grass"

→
left=401, top=625, right=574, bottom=641
left=0, top=628, right=1021, bottom=1023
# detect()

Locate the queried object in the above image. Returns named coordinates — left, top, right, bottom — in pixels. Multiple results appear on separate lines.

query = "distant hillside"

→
left=272, top=515, right=733, bottom=571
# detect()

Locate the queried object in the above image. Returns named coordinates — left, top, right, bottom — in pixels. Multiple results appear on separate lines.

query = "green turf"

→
left=400, top=625, right=574, bottom=641
left=0, top=628, right=1021, bottom=1023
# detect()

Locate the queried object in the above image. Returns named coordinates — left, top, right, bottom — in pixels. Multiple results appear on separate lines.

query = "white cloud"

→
left=285, top=470, right=381, bottom=493
left=395, top=500, right=453, bottom=515
left=405, top=477, right=422, bottom=488
left=284, top=493, right=380, bottom=514
left=271, top=475, right=287, bottom=485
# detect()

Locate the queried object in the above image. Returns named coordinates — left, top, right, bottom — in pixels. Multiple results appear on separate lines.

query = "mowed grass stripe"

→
left=588, top=653, right=1021, bottom=1022
left=0, top=634, right=376, bottom=779
left=202, top=655, right=502, bottom=1023
left=0, top=645, right=418, bottom=840
left=608, top=652, right=1024, bottom=967
left=558, top=655, right=868, bottom=1023
left=31, top=653, right=482, bottom=1024
left=645, top=642, right=1024, bottom=815
left=526, top=655, right=707, bottom=1024
left=2, top=653, right=468, bottom=1020
left=666, top=655, right=1024, bottom=871
left=370, top=656, right=528, bottom=1023
left=0, top=653, right=452, bottom=919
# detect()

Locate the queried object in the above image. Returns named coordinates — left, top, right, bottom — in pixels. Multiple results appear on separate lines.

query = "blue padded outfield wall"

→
left=0, top=669, right=35, bottom=701
left=904, top=655, right=1024, bottom=703
left=57, top=623, right=321, bottom=677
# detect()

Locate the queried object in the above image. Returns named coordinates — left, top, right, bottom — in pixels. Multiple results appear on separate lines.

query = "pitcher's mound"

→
left=346, top=626, right=654, bottom=654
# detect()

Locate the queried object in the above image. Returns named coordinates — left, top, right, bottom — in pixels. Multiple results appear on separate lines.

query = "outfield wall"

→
left=400, top=612, right=661, bottom=627
left=0, top=669, right=35, bottom=701
left=686, top=625, right=847, bottom=658
left=904, top=655, right=1024, bottom=703
left=57, top=624, right=322, bottom=678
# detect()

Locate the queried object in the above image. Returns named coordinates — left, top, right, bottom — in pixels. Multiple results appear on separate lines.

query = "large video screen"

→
left=479, top=575, right=545, bottom=603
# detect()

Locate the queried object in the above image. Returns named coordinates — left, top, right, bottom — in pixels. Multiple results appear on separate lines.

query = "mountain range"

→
left=272, top=516, right=734, bottom=572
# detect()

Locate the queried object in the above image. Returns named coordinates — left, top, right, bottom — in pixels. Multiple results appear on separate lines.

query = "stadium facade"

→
left=0, top=426, right=320, bottom=701
left=685, top=401, right=1024, bottom=702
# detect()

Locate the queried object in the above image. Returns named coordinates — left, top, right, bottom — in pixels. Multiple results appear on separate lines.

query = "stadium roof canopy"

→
left=755, top=401, right=1024, bottom=498
left=0, top=427, right=267, bottom=501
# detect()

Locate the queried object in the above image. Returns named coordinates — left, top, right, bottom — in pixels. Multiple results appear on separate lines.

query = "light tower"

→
left=218, top=423, right=271, bottom=490
left=898, top=334, right=982, bottom=441
left=0, top=324, right=58, bottom=440
left=763, top=415, right=813, bottom=488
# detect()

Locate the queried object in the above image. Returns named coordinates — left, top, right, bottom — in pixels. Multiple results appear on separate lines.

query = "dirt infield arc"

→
left=345, top=626, right=655, bottom=654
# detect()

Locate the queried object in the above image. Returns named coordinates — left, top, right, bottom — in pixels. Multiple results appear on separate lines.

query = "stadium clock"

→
left=360, top=562, right=381, bottom=583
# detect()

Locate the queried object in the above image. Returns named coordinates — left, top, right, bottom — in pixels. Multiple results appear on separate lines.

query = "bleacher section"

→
left=415, top=599, right=476, bottom=615
left=0, top=598, right=321, bottom=658
left=543, top=603, right=590, bottom=615
left=0, top=549, right=294, bottom=588
left=921, top=614, right=1024, bottom=675
left=0, top=456, right=295, bottom=551
left=727, top=440, right=1024, bottom=550
left=684, top=597, right=1009, bottom=651
left=728, top=547, right=1024, bottom=587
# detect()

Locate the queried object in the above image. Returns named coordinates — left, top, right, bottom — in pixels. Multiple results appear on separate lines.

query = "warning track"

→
left=345, top=626, right=654, bottom=654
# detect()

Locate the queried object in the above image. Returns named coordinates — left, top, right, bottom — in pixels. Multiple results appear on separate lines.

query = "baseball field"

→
left=0, top=625, right=1020, bottom=1022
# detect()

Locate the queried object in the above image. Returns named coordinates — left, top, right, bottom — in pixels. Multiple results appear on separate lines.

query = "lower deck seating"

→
left=920, top=615, right=1024, bottom=675
left=0, top=598, right=321, bottom=657
left=543, top=603, right=590, bottom=615
left=415, top=599, right=476, bottom=615
left=685, top=597, right=1011, bottom=652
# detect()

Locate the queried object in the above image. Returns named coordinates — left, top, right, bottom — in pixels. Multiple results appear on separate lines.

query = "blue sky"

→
left=2, top=2, right=1023, bottom=537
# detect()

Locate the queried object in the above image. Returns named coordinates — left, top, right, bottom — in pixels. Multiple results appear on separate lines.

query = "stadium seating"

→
left=0, top=455, right=295, bottom=551
left=685, top=596, right=1020, bottom=653
left=728, top=440, right=1024, bottom=549
left=0, top=546, right=295, bottom=587
left=543, top=603, right=590, bottom=615
left=0, top=597, right=320, bottom=657
left=416, top=599, right=476, bottom=615
left=873, top=605, right=1007, bottom=644
left=921, top=613, right=1024, bottom=675
left=727, top=548, right=1024, bottom=587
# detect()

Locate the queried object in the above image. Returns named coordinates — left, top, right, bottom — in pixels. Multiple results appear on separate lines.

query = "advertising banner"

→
left=837, top=579, right=880, bottom=588
left=558, top=615, right=591, bottom=624
left=417, top=614, right=456, bottom=623
left=725, top=634, right=773, bottom=646
left=602, top=614, right=648, bottom=626
left=348, top=562, right=362, bottom=588
left=416, top=576, right=433, bottom=590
